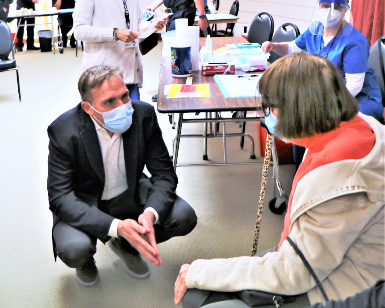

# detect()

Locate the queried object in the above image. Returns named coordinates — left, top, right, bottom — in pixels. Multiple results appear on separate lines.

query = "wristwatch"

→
left=198, top=14, right=206, bottom=19
left=113, top=28, right=119, bottom=41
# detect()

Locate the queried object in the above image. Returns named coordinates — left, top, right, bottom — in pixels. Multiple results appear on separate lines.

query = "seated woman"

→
left=262, top=0, right=383, bottom=121
left=174, top=52, right=385, bottom=308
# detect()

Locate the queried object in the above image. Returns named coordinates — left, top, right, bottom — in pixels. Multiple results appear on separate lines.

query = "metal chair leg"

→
left=15, top=67, right=21, bottom=102
left=240, top=111, right=246, bottom=149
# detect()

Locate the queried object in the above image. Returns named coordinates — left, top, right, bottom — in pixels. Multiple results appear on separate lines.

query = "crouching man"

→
left=47, top=65, right=197, bottom=286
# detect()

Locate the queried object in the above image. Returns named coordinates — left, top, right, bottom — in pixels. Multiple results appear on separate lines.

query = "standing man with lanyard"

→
left=73, top=0, right=167, bottom=100
left=145, top=0, right=208, bottom=32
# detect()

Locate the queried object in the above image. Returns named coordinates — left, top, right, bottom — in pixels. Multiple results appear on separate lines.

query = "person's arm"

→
left=341, top=33, right=370, bottom=98
left=261, top=42, right=289, bottom=55
left=196, top=0, right=208, bottom=30
left=345, top=73, right=365, bottom=97
left=141, top=106, right=178, bottom=225
left=53, top=0, right=61, bottom=10
left=144, top=0, right=163, bottom=11
left=261, top=41, right=302, bottom=55
left=47, top=125, right=115, bottom=243
left=3, top=0, right=13, bottom=11
left=73, top=0, right=114, bottom=42
left=185, top=192, right=378, bottom=294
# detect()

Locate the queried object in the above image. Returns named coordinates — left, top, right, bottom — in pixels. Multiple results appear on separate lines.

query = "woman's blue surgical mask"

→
left=318, top=8, right=342, bottom=28
left=265, top=112, right=277, bottom=135
left=89, top=103, right=134, bottom=134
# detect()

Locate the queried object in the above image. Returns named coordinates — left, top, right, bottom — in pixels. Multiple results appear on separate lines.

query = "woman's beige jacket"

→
left=186, top=114, right=385, bottom=305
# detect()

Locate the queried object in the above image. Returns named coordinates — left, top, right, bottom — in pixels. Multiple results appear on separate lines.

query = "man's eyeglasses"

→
left=262, top=102, right=278, bottom=117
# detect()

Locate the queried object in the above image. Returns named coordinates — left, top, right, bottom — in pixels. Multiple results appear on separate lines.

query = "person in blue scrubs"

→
left=262, top=0, right=383, bottom=121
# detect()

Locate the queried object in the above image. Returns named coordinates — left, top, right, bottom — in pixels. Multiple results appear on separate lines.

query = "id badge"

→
left=124, top=42, right=136, bottom=49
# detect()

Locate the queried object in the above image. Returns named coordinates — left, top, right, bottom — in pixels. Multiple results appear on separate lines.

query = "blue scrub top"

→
left=295, top=22, right=383, bottom=120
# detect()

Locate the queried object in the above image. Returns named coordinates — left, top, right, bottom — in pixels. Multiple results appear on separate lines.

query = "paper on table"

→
left=137, top=15, right=168, bottom=39
left=166, top=84, right=210, bottom=98
left=214, top=74, right=262, bottom=98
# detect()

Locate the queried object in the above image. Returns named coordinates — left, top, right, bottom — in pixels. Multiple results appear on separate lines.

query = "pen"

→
left=238, top=75, right=258, bottom=78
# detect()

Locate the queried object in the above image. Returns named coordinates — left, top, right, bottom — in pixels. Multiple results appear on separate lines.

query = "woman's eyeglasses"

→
left=262, top=102, right=278, bottom=117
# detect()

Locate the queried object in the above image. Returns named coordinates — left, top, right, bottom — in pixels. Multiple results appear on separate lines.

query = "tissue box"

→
left=201, top=64, right=235, bottom=76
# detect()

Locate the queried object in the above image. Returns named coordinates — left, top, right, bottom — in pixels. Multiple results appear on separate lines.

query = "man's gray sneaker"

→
left=76, top=258, right=99, bottom=287
left=109, top=238, right=150, bottom=279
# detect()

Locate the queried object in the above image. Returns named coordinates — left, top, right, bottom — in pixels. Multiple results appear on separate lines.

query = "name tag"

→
left=124, top=42, right=136, bottom=48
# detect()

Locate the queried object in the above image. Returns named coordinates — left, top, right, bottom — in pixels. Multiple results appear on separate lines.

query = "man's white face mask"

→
left=318, top=8, right=342, bottom=28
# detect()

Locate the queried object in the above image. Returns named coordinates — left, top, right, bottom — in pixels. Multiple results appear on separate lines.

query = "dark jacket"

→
left=0, top=0, right=13, bottom=21
left=47, top=101, right=177, bottom=243
left=16, top=0, right=34, bottom=9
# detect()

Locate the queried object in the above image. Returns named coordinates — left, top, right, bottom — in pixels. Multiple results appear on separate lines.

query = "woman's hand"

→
left=174, top=264, right=191, bottom=305
left=261, top=41, right=274, bottom=53
left=154, top=17, right=168, bottom=31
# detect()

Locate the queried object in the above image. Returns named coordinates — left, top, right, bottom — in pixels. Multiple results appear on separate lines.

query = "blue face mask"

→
left=90, top=103, right=134, bottom=134
left=264, top=112, right=277, bottom=135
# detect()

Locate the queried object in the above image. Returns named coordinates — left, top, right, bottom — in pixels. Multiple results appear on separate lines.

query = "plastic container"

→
left=38, top=30, right=52, bottom=52
left=171, top=39, right=192, bottom=77
left=206, top=35, right=212, bottom=53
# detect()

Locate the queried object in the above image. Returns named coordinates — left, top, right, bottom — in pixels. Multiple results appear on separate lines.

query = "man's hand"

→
left=32, top=0, right=39, bottom=3
left=198, top=17, right=209, bottom=31
left=117, top=218, right=161, bottom=266
left=138, top=211, right=162, bottom=265
left=174, top=264, right=191, bottom=305
left=54, top=0, right=61, bottom=10
left=261, top=41, right=274, bottom=53
left=154, top=17, right=168, bottom=31
left=117, top=29, right=138, bottom=43
left=3, top=7, right=7, bottom=12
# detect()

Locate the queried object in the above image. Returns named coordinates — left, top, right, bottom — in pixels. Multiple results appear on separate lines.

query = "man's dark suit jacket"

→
left=47, top=101, right=178, bottom=244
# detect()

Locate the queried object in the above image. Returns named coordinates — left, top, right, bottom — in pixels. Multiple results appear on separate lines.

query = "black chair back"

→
left=269, top=23, right=300, bottom=63
left=368, top=36, right=385, bottom=106
left=226, top=0, right=239, bottom=32
left=247, top=12, right=274, bottom=44
left=0, top=21, right=12, bottom=57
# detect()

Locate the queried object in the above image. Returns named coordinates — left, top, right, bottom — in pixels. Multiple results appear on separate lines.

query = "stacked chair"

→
left=0, top=20, right=21, bottom=102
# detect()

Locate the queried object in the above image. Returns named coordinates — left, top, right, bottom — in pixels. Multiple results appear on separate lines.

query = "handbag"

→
left=237, top=236, right=329, bottom=307
left=139, top=33, right=158, bottom=55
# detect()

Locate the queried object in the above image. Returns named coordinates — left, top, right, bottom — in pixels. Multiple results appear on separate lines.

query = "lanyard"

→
left=318, top=24, right=342, bottom=59
left=122, top=0, right=130, bottom=29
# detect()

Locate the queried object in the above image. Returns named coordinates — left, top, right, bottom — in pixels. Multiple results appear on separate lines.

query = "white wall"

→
left=216, top=0, right=317, bottom=35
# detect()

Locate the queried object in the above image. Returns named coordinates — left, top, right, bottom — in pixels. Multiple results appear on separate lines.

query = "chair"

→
left=247, top=12, right=274, bottom=44
left=269, top=23, right=300, bottom=63
left=368, top=36, right=385, bottom=106
left=0, top=20, right=21, bottom=102
left=212, top=0, right=239, bottom=37
left=237, top=13, right=273, bottom=148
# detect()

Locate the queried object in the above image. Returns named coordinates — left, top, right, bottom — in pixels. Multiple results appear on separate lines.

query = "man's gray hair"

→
left=78, top=65, right=123, bottom=104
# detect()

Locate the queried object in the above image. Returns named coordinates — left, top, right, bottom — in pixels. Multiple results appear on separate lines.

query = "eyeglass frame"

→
left=261, top=102, right=279, bottom=117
